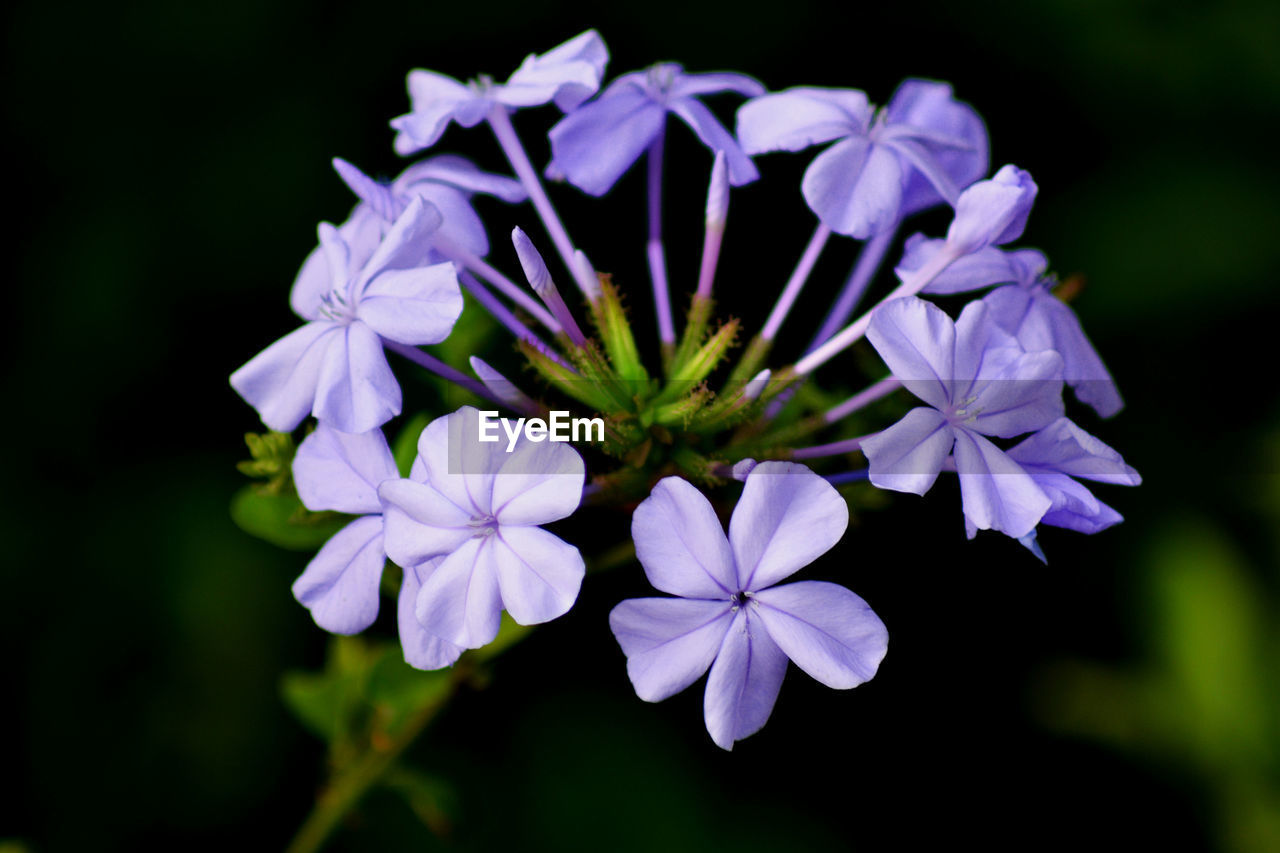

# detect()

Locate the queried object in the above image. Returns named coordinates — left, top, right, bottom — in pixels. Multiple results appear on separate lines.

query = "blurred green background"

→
left=5, top=0, right=1279, bottom=850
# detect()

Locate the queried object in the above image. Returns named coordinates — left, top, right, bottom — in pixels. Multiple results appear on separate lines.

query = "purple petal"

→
left=230, top=321, right=341, bottom=432
left=884, top=79, right=989, bottom=215
left=609, top=597, right=734, bottom=702
left=735, top=87, right=870, bottom=154
left=862, top=407, right=955, bottom=495
left=492, top=525, right=584, bottom=626
left=414, top=537, right=503, bottom=649
left=357, top=262, right=463, bottom=346
left=396, top=154, right=526, bottom=203
left=490, top=439, right=585, bottom=526
left=632, top=477, right=736, bottom=599
left=391, top=70, right=476, bottom=155
left=402, top=183, right=491, bottom=257
left=378, top=478, right=476, bottom=568
left=332, top=158, right=402, bottom=222
left=399, top=558, right=465, bottom=670
left=703, top=609, right=789, bottom=750
left=293, top=425, right=398, bottom=515
left=410, top=407, right=503, bottom=516
left=866, top=296, right=955, bottom=411
left=952, top=428, right=1051, bottom=539
left=500, top=29, right=608, bottom=112
left=291, top=206, right=383, bottom=320
left=753, top=581, right=888, bottom=689
left=670, top=71, right=764, bottom=99
left=729, top=461, right=849, bottom=591
left=1007, top=418, right=1141, bottom=485
left=668, top=98, right=759, bottom=186
left=355, top=197, right=441, bottom=291
left=547, top=90, right=666, bottom=196
left=1035, top=472, right=1124, bottom=534
left=313, top=321, right=401, bottom=434
left=903, top=233, right=1047, bottom=296
left=292, top=515, right=386, bottom=635
left=802, top=137, right=903, bottom=237
left=946, top=164, right=1038, bottom=253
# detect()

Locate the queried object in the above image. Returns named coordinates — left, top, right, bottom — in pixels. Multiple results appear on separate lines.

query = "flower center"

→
left=317, top=288, right=357, bottom=323
left=730, top=590, right=753, bottom=609
left=645, top=63, right=680, bottom=101
left=947, top=394, right=981, bottom=426
left=468, top=514, right=500, bottom=538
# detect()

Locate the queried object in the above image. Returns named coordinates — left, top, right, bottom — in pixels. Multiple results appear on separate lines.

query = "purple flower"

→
left=1007, top=417, right=1141, bottom=534
left=231, top=198, right=463, bottom=434
left=391, top=30, right=609, bottom=156
left=378, top=406, right=586, bottom=650
left=735, top=80, right=987, bottom=238
left=900, top=235, right=1123, bottom=417
left=291, top=157, right=524, bottom=319
left=291, top=425, right=464, bottom=670
left=609, top=462, right=887, bottom=750
left=547, top=64, right=764, bottom=196
left=861, top=296, right=1065, bottom=538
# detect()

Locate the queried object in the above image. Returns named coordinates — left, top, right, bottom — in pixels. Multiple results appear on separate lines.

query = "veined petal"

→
left=753, top=581, right=888, bottom=689
left=670, top=71, right=764, bottom=100
left=492, top=525, right=584, bottom=626
left=230, top=321, right=341, bottom=432
left=609, top=597, right=734, bottom=702
left=884, top=79, right=989, bottom=215
left=396, top=154, right=527, bottom=203
left=953, top=428, right=1051, bottom=539
left=547, top=90, right=666, bottom=196
left=357, top=262, right=463, bottom=346
left=355, top=197, right=442, bottom=292
left=729, top=461, right=849, bottom=591
left=391, top=70, right=476, bottom=155
left=294, top=425, right=398, bottom=515
left=866, top=296, right=955, bottom=410
left=862, top=407, right=955, bottom=495
left=1031, top=291, right=1123, bottom=417
left=735, top=87, right=870, bottom=154
left=632, top=477, right=736, bottom=599
left=413, top=407, right=503, bottom=516
left=404, top=183, right=491, bottom=257
left=906, top=237, right=1046, bottom=295
left=966, top=347, right=1065, bottom=439
left=291, top=206, right=383, bottom=320
left=490, top=438, right=585, bottom=526
left=1037, top=473, right=1124, bottom=534
left=802, top=137, right=902, bottom=237
left=313, top=321, right=401, bottom=434
left=703, top=609, right=789, bottom=750
left=292, top=515, right=386, bottom=635
left=1007, top=418, right=1141, bottom=485
left=415, top=537, right=503, bottom=649
left=399, top=558, right=465, bottom=670
left=500, top=29, right=608, bottom=112
left=378, top=478, right=475, bottom=568
left=668, top=98, right=759, bottom=186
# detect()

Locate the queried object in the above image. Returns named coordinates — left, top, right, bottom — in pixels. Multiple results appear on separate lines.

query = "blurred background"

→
left=5, top=0, right=1279, bottom=850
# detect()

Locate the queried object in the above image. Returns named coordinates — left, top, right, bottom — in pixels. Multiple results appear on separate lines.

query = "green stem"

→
left=285, top=666, right=470, bottom=853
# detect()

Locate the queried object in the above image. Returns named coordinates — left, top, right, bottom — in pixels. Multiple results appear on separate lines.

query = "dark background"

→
left=6, top=1, right=1280, bottom=850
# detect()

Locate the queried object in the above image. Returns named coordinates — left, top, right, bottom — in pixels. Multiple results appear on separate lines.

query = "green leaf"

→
left=367, top=648, right=454, bottom=738
left=230, top=485, right=350, bottom=551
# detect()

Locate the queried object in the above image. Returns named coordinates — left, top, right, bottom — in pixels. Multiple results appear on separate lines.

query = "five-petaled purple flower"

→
left=231, top=198, right=463, bottom=434
left=548, top=63, right=764, bottom=196
left=391, top=29, right=609, bottom=155
left=290, top=156, right=525, bottom=319
left=861, top=296, right=1065, bottom=539
left=291, top=424, right=463, bottom=670
left=736, top=80, right=988, bottom=237
left=610, top=462, right=888, bottom=750
left=378, top=406, right=586, bottom=651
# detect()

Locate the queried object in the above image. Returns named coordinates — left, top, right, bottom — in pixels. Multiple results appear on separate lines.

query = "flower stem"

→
left=646, top=128, right=676, bottom=366
left=486, top=106, right=595, bottom=299
left=761, top=222, right=832, bottom=342
left=807, top=220, right=898, bottom=352
left=284, top=666, right=470, bottom=853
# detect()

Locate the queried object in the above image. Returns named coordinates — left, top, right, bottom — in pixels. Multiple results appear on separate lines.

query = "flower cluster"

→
left=232, top=30, right=1137, bottom=749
